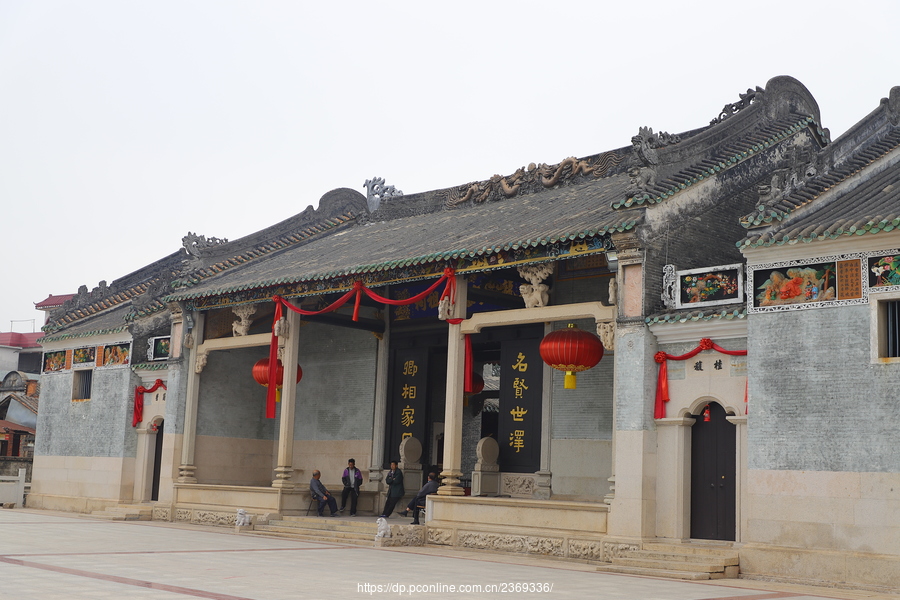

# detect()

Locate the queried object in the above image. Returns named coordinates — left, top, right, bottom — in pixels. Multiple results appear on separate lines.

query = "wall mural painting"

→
left=675, top=264, right=743, bottom=309
left=148, top=336, right=171, bottom=361
left=748, top=254, right=866, bottom=313
left=72, top=346, right=96, bottom=366
left=102, top=344, right=131, bottom=366
left=869, top=253, right=900, bottom=288
left=43, top=351, right=67, bottom=373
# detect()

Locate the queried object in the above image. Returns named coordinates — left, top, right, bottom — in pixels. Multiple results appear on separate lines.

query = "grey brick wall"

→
left=748, top=304, right=900, bottom=472
left=293, top=322, right=377, bottom=441
left=35, top=366, right=135, bottom=458
left=196, top=346, right=277, bottom=440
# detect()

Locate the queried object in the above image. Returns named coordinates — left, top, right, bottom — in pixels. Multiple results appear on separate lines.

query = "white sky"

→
left=1, top=1, right=898, bottom=332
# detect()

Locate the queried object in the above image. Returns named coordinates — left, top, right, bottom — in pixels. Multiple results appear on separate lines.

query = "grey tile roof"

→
left=39, top=303, right=132, bottom=343
left=645, top=307, right=747, bottom=325
left=167, top=174, right=643, bottom=302
left=615, top=116, right=827, bottom=209
left=739, top=130, right=900, bottom=249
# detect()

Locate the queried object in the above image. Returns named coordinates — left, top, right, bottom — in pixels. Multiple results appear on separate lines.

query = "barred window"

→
left=886, top=300, right=900, bottom=357
left=73, top=370, right=93, bottom=401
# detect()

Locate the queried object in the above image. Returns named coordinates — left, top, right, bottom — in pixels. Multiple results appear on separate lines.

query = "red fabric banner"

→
left=654, top=338, right=747, bottom=419
left=133, top=379, right=166, bottom=427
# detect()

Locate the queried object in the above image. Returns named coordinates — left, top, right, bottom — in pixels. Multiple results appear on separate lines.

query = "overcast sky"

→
left=1, top=1, right=898, bottom=332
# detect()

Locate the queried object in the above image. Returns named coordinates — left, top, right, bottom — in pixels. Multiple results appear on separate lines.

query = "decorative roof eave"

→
left=38, top=325, right=130, bottom=345
left=170, top=213, right=356, bottom=290
left=740, top=130, right=900, bottom=230
left=738, top=216, right=900, bottom=250
left=165, top=221, right=637, bottom=307
left=645, top=307, right=747, bottom=325
left=132, top=362, right=169, bottom=372
left=613, top=116, right=824, bottom=210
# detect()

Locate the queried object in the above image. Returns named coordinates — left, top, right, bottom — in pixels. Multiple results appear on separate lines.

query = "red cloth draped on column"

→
left=133, top=379, right=166, bottom=427
left=263, top=269, right=458, bottom=418
left=654, top=338, right=747, bottom=419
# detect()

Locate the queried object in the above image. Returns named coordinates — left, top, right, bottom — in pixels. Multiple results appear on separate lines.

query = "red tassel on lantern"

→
left=252, top=358, right=302, bottom=403
left=539, top=324, right=604, bottom=389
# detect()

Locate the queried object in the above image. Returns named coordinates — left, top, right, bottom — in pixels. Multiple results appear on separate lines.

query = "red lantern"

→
left=539, top=323, right=604, bottom=389
left=703, top=405, right=711, bottom=422
left=252, top=358, right=302, bottom=403
left=470, top=372, right=485, bottom=395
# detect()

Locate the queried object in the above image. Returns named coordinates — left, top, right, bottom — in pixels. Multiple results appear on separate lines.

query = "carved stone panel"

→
left=501, top=474, right=536, bottom=497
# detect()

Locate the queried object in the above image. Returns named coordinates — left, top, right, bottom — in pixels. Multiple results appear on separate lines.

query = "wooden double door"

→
left=690, top=402, right=735, bottom=541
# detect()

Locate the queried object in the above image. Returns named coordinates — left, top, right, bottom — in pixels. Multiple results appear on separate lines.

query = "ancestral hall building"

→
left=30, top=77, right=900, bottom=591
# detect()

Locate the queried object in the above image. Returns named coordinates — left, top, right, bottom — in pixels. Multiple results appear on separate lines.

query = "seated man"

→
left=309, top=469, right=338, bottom=517
left=398, top=472, right=439, bottom=524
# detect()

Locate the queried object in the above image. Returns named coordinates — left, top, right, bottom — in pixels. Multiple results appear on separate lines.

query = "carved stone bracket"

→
left=517, top=263, right=555, bottom=309
left=231, top=305, right=257, bottom=337
left=273, top=317, right=289, bottom=339
left=596, top=322, right=616, bottom=352
left=661, top=264, right=677, bottom=310
left=194, top=351, right=208, bottom=374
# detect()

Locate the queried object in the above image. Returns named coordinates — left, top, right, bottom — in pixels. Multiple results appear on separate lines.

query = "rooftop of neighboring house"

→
left=0, top=332, right=42, bottom=349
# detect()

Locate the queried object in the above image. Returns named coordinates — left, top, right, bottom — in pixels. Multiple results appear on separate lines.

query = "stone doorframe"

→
left=134, top=414, right=165, bottom=503
left=654, top=397, right=747, bottom=542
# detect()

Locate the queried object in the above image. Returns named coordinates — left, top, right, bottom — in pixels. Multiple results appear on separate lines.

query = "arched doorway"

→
left=690, top=402, right=735, bottom=540
left=151, top=420, right=164, bottom=502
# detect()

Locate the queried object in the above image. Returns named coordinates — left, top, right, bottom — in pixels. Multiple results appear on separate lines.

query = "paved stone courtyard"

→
left=0, top=509, right=892, bottom=600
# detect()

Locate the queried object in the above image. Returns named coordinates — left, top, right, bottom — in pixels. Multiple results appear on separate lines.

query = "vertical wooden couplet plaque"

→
left=386, top=348, right=428, bottom=465
left=498, top=337, right=542, bottom=473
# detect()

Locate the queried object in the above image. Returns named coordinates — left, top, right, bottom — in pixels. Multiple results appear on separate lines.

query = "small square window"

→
left=72, top=370, right=93, bottom=401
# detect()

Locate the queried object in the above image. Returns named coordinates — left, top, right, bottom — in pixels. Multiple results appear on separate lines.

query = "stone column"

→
left=438, top=275, right=467, bottom=496
left=534, top=322, right=553, bottom=499
left=177, top=311, right=205, bottom=483
left=367, top=310, right=390, bottom=490
left=272, top=308, right=300, bottom=488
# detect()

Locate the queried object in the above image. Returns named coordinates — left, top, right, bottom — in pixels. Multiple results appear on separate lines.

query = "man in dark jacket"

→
left=309, top=470, right=338, bottom=517
left=399, top=472, right=439, bottom=524
left=339, top=458, right=363, bottom=516
left=379, top=461, right=404, bottom=517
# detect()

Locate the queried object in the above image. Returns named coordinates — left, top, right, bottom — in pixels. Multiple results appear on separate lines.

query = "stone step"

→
left=275, top=517, right=378, bottom=533
left=596, top=564, right=711, bottom=580
left=641, top=542, right=738, bottom=557
left=628, top=549, right=739, bottom=566
left=89, top=506, right=153, bottom=521
left=255, top=524, right=375, bottom=542
left=611, top=556, right=727, bottom=573
left=250, top=529, right=375, bottom=547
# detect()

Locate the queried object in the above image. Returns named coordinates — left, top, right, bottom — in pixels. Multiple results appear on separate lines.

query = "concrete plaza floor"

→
left=0, top=508, right=894, bottom=600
